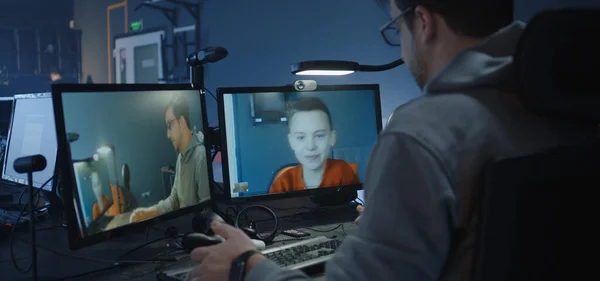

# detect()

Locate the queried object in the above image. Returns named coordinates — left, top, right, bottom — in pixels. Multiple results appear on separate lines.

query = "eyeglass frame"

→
left=379, top=6, right=415, bottom=47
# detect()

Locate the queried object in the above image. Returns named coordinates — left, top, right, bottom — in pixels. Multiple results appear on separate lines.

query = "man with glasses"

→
left=129, top=93, right=210, bottom=223
left=185, top=0, right=590, bottom=280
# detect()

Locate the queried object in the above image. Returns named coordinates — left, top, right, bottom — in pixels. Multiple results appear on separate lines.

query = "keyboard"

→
left=0, top=207, right=29, bottom=229
left=157, top=236, right=342, bottom=280
left=262, top=236, right=342, bottom=270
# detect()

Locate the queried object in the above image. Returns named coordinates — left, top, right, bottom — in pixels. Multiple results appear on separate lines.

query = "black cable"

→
left=203, top=88, right=217, bottom=102
left=11, top=234, right=160, bottom=265
left=302, top=224, right=343, bottom=233
left=44, top=250, right=182, bottom=281
left=116, top=235, right=181, bottom=261
left=10, top=174, right=54, bottom=274
left=18, top=175, right=53, bottom=211
left=234, top=205, right=279, bottom=243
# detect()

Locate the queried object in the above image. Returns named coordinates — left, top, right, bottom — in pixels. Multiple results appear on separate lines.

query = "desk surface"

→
left=2, top=202, right=358, bottom=281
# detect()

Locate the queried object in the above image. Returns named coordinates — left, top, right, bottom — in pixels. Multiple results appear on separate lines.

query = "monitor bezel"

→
left=217, top=83, right=383, bottom=203
left=1, top=92, right=57, bottom=191
left=52, top=83, right=215, bottom=250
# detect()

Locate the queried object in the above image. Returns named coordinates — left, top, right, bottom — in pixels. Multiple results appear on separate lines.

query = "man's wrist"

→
left=244, top=253, right=266, bottom=277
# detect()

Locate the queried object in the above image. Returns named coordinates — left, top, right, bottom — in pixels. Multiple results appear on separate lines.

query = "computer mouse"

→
left=192, top=209, right=226, bottom=235
left=181, top=232, right=223, bottom=250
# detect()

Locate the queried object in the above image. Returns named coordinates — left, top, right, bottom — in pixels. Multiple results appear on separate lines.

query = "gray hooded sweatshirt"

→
left=246, top=21, right=595, bottom=281
left=156, top=131, right=210, bottom=214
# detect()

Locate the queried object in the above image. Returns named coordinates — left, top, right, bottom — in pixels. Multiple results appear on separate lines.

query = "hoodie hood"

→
left=424, top=21, right=526, bottom=95
left=181, top=131, right=204, bottom=162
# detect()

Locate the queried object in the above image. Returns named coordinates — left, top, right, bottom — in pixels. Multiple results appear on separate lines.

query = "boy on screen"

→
left=91, top=171, right=110, bottom=220
left=129, top=93, right=210, bottom=223
left=269, top=97, right=359, bottom=193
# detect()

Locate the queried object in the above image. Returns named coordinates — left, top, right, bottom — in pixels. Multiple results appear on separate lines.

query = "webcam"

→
left=293, top=80, right=317, bottom=91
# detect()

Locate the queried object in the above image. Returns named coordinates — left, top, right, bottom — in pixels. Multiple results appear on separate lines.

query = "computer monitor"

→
left=217, top=84, right=382, bottom=202
left=0, top=97, right=13, bottom=136
left=2, top=93, right=57, bottom=190
left=52, top=84, right=214, bottom=249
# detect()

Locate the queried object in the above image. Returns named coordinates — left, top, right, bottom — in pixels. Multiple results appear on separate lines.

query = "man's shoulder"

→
left=385, top=93, right=494, bottom=136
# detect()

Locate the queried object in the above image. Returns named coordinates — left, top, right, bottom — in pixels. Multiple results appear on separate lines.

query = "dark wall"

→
left=72, top=0, right=600, bottom=203
left=74, top=0, right=415, bottom=127
left=0, top=0, right=79, bottom=94
left=0, top=0, right=74, bottom=29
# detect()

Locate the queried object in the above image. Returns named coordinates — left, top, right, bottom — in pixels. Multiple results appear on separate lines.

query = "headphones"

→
left=234, top=205, right=279, bottom=244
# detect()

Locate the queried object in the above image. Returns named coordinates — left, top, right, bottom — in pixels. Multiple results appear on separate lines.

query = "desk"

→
left=2, top=202, right=358, bottom=281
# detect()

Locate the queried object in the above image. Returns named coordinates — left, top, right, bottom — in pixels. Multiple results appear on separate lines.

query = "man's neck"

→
left=427, top=34, right=483, bottom=82
left=179, top=131, right=193, bottom=154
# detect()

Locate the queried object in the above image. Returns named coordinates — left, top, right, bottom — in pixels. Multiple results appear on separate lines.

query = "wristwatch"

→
left=229, top=249, right=262, bottom=281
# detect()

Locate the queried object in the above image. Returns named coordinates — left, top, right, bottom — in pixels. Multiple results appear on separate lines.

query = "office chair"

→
left=473, top=8, right=600, bottom=281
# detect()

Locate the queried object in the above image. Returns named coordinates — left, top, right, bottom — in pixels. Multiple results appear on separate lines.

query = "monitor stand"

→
left=309, top=188, right=357, bottom=207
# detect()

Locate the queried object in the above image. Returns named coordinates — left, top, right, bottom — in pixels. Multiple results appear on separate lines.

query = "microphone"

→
left=186, top=47, right=228, bottom=67
left=67, top=132, right=79, bottom=143
left=14, top=155, right=47, bottom=174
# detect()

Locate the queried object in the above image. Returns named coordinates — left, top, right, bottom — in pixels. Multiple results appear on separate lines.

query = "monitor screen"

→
left=53, top=84, right=213, bottom=249
left=2, top=93, right=57, bottom=190
left=0, top=97, right=13, bottom=136
left=218, top=84, right=382, bottom=200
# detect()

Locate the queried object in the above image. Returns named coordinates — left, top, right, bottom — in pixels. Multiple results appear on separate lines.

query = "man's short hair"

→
left=395, top=0, right=513, bottom=38
left=166, top=93, right=191, bottom=129
left=287, top=97, right=333, bottom=130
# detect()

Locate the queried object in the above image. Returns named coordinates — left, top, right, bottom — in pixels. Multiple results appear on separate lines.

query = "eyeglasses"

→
left=379, top=6, right=415, bottom=47
left=166, top=118, right=177, bottom=130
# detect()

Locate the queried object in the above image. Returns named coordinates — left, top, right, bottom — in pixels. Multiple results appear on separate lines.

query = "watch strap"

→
left=229, top=249, right=262, bottom=281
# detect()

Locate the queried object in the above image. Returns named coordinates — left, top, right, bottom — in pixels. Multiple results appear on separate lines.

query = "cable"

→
left=117, top=234, right=183, bottom=261
left=12, top=234, right=160, bottom=265
left=302, top=224, right=343, bottom=233
left=10, top=174, right=54, bottom=274
left=235, top=205, right=279, bottom=243
left=203, top=88, right=217, bottom=102
left=42, top=250, right=183, bottom=281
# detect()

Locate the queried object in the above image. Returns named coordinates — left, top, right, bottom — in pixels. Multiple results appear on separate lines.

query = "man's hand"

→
left=186, top=221, right=265, bottom=281
left=354, top=204, right=364, bottom=225
left=128, top=206, right=158, bottom=223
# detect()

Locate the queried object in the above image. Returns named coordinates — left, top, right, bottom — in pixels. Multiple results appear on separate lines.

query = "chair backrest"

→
left=475, top=143, right=600, bottom=281
left=474, top=8, right=600, bottom=281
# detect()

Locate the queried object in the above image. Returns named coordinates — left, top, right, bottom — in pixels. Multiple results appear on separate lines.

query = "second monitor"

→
left=53, top=84, right=213, bottom=249
left=218, top=84, right=382, bottom=201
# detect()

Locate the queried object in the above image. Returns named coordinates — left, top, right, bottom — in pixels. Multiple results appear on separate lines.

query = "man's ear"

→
left=329, top=131, right=337, bottom=147
left=414, top=5, right=437, bottom=44
left=177, top=116, right=187, bottom=129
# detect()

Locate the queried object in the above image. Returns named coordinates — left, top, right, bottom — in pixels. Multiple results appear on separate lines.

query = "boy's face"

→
left=288, top=110, right=337, bottom=171
left=91, top=171, right=102, bottom=201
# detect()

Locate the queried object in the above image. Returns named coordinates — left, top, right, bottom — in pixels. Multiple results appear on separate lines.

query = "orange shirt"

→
left=269, top=159, right=359, bottom=193
left=106, top=183, right=126, bottom=216
left=92, top=195, right=110, bottom=220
